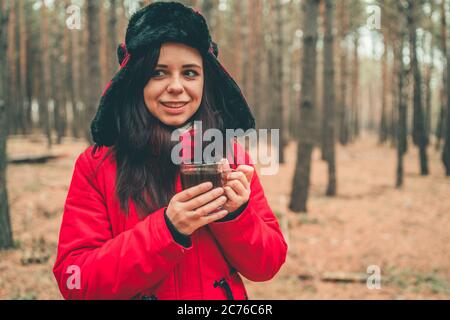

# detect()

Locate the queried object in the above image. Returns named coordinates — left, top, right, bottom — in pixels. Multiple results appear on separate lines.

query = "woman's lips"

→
left=160, top=101, right=189, bottom=114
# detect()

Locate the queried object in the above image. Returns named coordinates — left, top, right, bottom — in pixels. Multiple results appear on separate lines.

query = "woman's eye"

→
left=184, top=70, right=199, bottom=78
left=152, top=70, right=166, bottom=77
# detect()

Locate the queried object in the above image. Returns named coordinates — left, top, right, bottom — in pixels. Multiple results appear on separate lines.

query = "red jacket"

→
left=53, top=140, right=287, bottom=300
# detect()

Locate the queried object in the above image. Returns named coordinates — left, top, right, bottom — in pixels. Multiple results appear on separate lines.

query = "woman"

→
left=53, top=1, right=287, bottom=300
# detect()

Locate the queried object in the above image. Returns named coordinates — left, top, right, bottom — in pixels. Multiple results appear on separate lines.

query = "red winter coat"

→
left=53, top=139, right=287, bottom=300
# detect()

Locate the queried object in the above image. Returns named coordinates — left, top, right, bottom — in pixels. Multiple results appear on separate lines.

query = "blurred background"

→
left=0, top=0, right=450, bottom=299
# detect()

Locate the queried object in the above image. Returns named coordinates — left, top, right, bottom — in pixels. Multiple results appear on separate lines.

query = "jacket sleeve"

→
left=208, top=143, right=288, bottom=282
left=53, top=150, right=191, bottom=300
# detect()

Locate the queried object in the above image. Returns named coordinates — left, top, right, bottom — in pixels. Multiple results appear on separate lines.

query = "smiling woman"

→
left=52, top=1, right=287, bottom=301
left=144, top=43, right=204, bottom=127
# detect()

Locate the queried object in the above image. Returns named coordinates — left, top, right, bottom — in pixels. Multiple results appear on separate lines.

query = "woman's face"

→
left=144, top=42, right=204, bottom=127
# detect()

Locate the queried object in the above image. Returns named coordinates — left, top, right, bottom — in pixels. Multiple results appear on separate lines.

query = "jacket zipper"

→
left=213, top=278, right=234, bottom=300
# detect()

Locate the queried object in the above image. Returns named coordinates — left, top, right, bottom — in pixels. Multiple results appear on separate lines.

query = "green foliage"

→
left=386, top=267, right=450, bottom=294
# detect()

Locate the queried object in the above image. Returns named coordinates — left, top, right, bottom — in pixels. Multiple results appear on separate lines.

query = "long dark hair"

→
left=97, top=44, right=228, bottom=218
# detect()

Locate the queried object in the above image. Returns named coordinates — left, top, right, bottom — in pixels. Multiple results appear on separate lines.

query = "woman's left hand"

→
left=220, top=159, right=254, bottom=213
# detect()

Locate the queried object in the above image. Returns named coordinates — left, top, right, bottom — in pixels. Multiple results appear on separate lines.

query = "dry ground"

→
left=1, top=134, right=449, bottom=299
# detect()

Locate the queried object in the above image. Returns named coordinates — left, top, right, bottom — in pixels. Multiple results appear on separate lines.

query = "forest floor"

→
left=1, top=133, right=450, bottom=300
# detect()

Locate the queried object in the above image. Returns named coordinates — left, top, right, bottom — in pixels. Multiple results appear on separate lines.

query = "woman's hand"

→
left=165, top=182, right=228, bottom=236
left=220, top=159, right=254, bottom=213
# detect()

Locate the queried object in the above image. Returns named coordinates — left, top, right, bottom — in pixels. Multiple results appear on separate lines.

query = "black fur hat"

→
left=90, top=1, right=255, bottom=147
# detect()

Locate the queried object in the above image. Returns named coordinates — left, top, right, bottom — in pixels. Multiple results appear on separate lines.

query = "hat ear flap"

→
left=117, top=43, right=127, bottom=65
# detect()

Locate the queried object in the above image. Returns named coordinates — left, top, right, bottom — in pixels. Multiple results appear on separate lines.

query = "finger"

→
left=236, top=165, right=254, bottom=184
left=225, top=179, right=247, bottom=196
left=226, top=171, right=249, bottom=189
left=219, top=158, right=234, bottom=185
left=202, top=209, right=229, bottom=224
left=224, top=185, right=240, bottom=203
left=192, top=195, right=228, bottom=217
left=177, top=181, right=213, bottom=202
left=184, top=187, right=225, bottom=211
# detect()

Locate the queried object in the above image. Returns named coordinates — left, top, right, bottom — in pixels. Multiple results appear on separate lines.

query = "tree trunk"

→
left=39, top=2, right=52, bottom=148
left=289, top=0, right=320, bottom=213
left=109, top=0, right=118, bottom=76
left=18, top=0, right=27, bottom=134
left=322, top=0, right=336, bottom=196
left=201, top=0, right=215, bottom=33
left=13, top=0, right=23, bottom=135
left=249, top=1, right=264, bottom=127
left=389, top=38, right=398, bottom=148
left=65, top=0, right=79, bottom=139
left=273, top=0, right=285, bottom=163
left=337, top=0, right=349, bottom=145
left=51, top=2, right=67, bottom=144
left=396, top=4, right=407, bottom=188
left=380, top=31, right=389, bottom=144
left=241, top=1, right=250, bottom=101
left=6, top=0, right=15, bottom=136
left=407, top=0, right=428, bottom=175
left=24, top=0, right=34, bottom=133
left=424, top=44, right=434, bottom=142
left=99, top=1, right=109, bottom=87
left=85, top=0, right=102, bottom=144
left=232, top=0, right=243, bottom=87
left=443, top=40, right=450, bottom=175
left=251, top=0, right=263, bottom=128
left=0, top=0, right=13, bottom=249
left=436, top=0, right=447, bottom=151
left=350, top=33, right=359, bottom=141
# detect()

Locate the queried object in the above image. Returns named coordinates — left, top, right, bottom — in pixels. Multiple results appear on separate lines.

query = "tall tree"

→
left=422, top=3, right=435, bottom=143
left=17, top=0, right=27, bottom=134
left=0, top=0, right=13, bottom=249
left=85, top=0, right=102, bottom=143
left=289, top=0, right=320, bottom=213
left=232, top=0, right=243, bottom=86
left=396, top=1, right=408, bottom=187
left=269, top=0, right=286, bottom=163
left=201, top=0, right=215, bottom=32
left=380, top=8, right=390, bottom=144
left=23, top=0, right=35, bottom=133
left=65, top=0, right=80, bottom=139
left=241, top=0, right=250, bottom=100
left=436, top=0, right=447, bottom=150
left=407, top=0, right=429, bottom=175
left=337, top=0, right=349, bottom=145
left=443, top=40, right=450, bottom=175
left=51, top=1, right=67, bottom=144
left=322, top=0, right=337, bottom=196
left=347, top=0, right=362, bottom=142
left=39, top=1, right=52, bottom=148
left=251, top=0, right=264, bottom=128
left=108, top=0, right=118, bottom=77
left=6, top=0, right=15, bottom=135
left=287, top=0, right=301, bottom=140
left=350, top=33, right=360, bottom=141
left=443, top=0, right=450, bottom=175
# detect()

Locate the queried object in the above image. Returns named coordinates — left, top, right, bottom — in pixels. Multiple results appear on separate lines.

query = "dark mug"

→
left=180, top=162, right=224, bottom=190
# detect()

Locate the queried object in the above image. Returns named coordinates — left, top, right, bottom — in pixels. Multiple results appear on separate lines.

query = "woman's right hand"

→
left=165, top=182, right=229, bottom=236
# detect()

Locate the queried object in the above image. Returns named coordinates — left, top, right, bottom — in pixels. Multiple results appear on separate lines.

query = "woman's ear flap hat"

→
left=90, top=1, right=255, bottom=147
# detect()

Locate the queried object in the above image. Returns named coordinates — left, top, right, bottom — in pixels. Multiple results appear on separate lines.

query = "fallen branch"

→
left=321, top=272, right=367, bottom=283
left=7, top=154, right=66, bottom=164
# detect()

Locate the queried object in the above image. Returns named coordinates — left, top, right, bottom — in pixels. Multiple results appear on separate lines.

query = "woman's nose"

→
left=167, top=77, right=184, bottom=94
